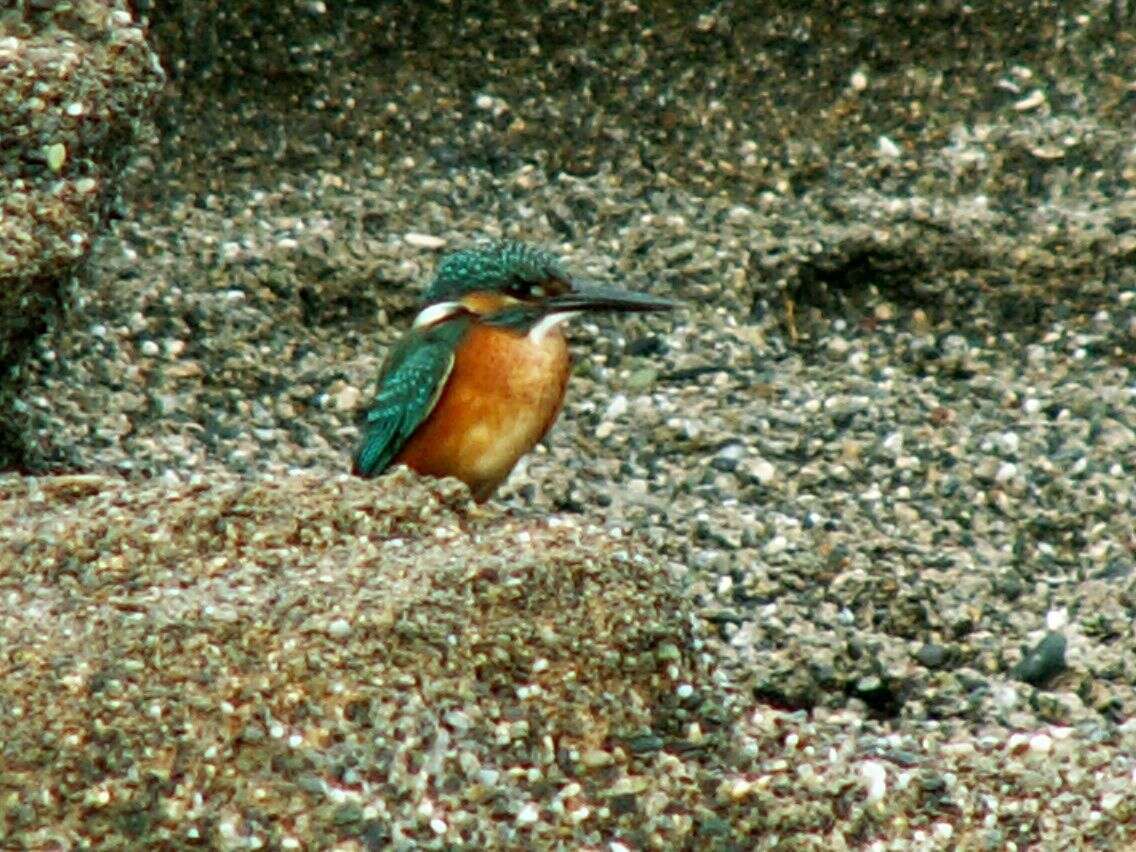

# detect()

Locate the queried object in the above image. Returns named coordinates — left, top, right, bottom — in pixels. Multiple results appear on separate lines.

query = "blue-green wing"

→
left=352, top=319, right=469, bottom=477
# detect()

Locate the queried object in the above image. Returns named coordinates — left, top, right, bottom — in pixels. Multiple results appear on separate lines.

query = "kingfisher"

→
left=352, top=241, right=677, bottom=501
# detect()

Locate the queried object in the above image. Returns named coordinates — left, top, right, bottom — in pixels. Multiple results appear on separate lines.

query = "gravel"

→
left=0, top=1, right=162, bottom=416
left=2, top=0, right=1135, bottom=847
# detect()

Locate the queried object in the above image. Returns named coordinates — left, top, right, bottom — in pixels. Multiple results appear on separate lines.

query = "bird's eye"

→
left=507, top=276, right=545, bottom=300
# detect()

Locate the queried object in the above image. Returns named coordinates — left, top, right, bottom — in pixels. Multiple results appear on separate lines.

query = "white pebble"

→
left=861, top=761, right=887, bottom=804
left=883, top=431, right=903, bottom=455
left=764, top=535, right=788, bottom=556
left=747, top=458, right=777, bottom=484
left=603, top=393, right=629, bottom=421
left=998, top=431, right=1020, bottom=454
left=1014, top=89, right=1046, bottom=111
left=404, top=232, right=446, bottom=249
left=334, top=384, right=361, bottom=411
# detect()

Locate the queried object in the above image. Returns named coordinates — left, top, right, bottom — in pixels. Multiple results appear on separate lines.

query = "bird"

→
left=352, top=241, right=677, bottom=502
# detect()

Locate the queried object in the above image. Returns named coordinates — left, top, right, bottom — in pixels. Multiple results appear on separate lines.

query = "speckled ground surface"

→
left=0, top=0, right=162, bottom=459
left=2, top=0, right=1136, bottom=848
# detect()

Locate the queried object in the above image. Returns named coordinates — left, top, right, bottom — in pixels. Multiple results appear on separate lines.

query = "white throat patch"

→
left=412, top=301, right=464, bottom=329
left=528, top=311, right=581, bottom=343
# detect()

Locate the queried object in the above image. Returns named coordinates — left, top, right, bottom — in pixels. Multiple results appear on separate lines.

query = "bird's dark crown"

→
left=424, top=241, right=571, bottom=304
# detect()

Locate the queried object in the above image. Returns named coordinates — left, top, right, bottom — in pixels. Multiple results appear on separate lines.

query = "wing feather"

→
left=352, top=320, right=466, bottom=477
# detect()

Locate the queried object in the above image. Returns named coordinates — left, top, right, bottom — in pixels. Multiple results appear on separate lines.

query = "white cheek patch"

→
left=528, top=311, right=581, bottom=343
left=413, top=301, right=464, bottom=329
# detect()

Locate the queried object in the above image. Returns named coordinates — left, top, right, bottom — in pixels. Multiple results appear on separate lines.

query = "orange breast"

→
left=394, top=323, right=571, bottom=501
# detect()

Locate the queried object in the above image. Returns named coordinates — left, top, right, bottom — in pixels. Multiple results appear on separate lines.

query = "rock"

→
left=404, top=233, right=446, bottom=249
left=915, top=643, right=950, bottom=670
left=1012, top=632, right=1067, bottom=687
left=0, top=3, right=164, bottom=466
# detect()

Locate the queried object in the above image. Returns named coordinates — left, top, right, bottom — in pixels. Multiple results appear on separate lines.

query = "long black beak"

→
left=546, top=282, right=680, bottom=314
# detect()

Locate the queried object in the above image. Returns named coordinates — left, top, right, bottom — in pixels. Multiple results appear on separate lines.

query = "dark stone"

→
left=915, top=643, right=950, bottom=669
left=1012, top=632, right=1067, bottom=687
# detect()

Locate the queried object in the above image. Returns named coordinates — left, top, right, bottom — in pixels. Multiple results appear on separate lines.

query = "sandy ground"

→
left=2, top=1, right=1135, bottom=848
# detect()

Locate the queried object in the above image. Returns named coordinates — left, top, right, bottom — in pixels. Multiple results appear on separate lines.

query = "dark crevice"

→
left=790, top=246, right=933, bottom=314
left=0, top=275, right=65, bottom=472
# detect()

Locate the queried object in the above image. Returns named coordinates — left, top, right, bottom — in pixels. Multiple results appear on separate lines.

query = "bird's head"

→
left=413, top=241, right=677, bottom=337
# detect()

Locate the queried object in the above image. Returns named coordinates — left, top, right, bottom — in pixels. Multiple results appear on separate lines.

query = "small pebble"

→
left=404, top=233, right=446, bottom=249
